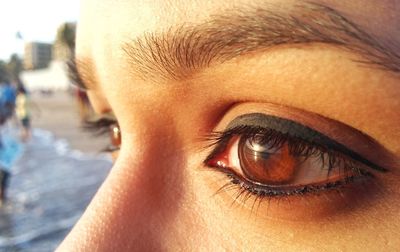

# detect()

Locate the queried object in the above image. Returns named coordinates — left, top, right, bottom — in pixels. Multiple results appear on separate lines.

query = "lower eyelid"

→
left=206, top=166, right=381, bottom=221
left=211, top=161, right=371, bottom=197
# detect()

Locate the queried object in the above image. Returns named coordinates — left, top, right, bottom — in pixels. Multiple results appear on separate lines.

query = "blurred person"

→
left=59, top=0, right=400, bottom=251
left=0, top=129, right=22, bottom=205
left=0, top=161, right=10, bottom=205
left=0, top=81, right=16, bottom=125
left=0, top=82, right=20, bottom=205
left=15, top=84, right=31, bottom=142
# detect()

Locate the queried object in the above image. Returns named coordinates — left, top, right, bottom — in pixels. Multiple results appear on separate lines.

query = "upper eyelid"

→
left=213, top=102, right=398, bottom=170
left=218, top=113, right=389, bottom=173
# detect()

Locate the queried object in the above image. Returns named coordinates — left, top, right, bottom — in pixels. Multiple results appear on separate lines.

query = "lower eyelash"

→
left=209, top=167, right=374, bottom=214
left=221, top=168, right=372, bottom=198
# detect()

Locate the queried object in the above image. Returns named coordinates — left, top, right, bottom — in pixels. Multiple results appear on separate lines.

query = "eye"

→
left=204, top=113, right=386, bottom=198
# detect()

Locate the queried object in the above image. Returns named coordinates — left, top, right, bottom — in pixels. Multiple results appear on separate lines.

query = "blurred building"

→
left=20, top=23, right=77, bottom=91
left=24, top=42, right=52, bottom=70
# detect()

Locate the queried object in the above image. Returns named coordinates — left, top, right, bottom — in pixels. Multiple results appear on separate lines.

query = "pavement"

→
left=0, top=91, right=112, bottom=252
left=29, top=91, right=109, bottom=153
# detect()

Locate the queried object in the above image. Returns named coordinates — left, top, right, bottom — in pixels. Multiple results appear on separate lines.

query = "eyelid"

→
left=214, top=102, right=394, bottom=172
left=225, top=113, right=387, bottom=173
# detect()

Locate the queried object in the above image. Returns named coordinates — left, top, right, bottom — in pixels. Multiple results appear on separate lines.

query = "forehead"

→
left=77, top=0, right=399, bottom=57
left=77, top=0, right=399, bottom=31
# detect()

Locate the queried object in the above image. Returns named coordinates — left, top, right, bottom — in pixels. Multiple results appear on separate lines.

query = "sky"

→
left=0, top=0, right=80, bottom=61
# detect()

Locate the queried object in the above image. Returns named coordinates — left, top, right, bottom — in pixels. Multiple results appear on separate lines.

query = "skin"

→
left=58, top=0, right=400, bottom=251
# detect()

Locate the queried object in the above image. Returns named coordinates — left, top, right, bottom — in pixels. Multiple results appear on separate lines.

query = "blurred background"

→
left=0, top=1, right=112, bottom=251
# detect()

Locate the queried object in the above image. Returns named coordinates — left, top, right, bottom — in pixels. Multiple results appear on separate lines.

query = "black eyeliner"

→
left=224, top=113, right=387, bottom=172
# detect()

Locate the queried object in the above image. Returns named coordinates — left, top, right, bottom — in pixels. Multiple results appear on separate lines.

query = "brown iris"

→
left=238, top=137, right=298, bottom=185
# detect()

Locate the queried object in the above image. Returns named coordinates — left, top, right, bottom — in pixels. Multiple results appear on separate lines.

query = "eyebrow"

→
left=122, top=2, right=400, bottom=81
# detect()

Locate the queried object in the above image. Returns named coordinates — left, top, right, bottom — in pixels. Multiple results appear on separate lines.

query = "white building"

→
left=20, top=60, right=70, bottom=91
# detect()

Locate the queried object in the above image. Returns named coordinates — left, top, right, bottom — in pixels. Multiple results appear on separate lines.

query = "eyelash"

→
left=204, top=125, right=374, bottom=199
left=83, top=117, right=121, bottom=152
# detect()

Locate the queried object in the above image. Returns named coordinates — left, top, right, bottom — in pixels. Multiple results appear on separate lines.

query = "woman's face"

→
left=59, top=0, right=400, bottom=251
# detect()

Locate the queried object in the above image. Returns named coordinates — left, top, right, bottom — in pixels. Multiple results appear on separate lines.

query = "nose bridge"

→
left=118, top=115, right=186, bottom=210
left=59, top=115, right=186, bottom=251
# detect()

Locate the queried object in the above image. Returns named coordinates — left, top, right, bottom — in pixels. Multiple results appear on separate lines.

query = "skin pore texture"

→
left=58, top=0, right=399, bottom=251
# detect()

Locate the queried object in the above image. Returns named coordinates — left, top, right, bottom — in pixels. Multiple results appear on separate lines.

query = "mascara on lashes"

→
left=225, top=113, right=387, bottom=172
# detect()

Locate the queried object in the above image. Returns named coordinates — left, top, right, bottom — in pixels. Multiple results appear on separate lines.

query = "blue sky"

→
left=0, top=0, right=79, bottom=60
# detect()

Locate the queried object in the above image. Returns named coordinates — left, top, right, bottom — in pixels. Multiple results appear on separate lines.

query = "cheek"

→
left=110, top=124, right=253, bottom=249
